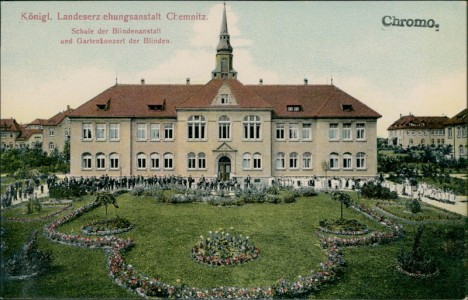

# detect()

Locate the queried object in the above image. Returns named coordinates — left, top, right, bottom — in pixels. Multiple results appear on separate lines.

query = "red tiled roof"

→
left=46, top=108, right=75, bottom=125
left=16, top=128, right=42, bottom=141
left=178, top=79, right=272, bottom=109
left=69, top=81, right=381, bottom=119
left=388, top=115, right=449, bottom=130
left=0, top=118, right=22, bottom=132
left=69, top=84, right=203, bottom=118
left=444, top=108, right=467, bottom=126
left=29, top=119, right=48, bottom=126
left=248, top=84, right=381, bottom=118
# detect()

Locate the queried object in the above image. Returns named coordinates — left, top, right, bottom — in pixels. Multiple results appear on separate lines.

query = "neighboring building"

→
left=444, top=108, right=467, bottom=159
left=15, top=127, right=42, bottom=148
left=42, top=106, right=74, bottom=153
left=68, top=5, right=381, bottom=184
left=387, top=115, right=448, bottom=148
left=0, top=119, right=42, bottom=148
left=27, top=118, right=48, bottom=130
left=0, top=118, right=22, bottom=149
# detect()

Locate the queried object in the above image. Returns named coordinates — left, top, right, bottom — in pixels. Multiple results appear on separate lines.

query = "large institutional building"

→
left=68, top=6, right=381, bottom=185
left=387, top=109, right=467, bottom=159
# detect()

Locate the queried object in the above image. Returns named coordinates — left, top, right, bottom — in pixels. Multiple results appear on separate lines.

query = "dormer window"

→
left=287, top=105, right=302, bottom=112
left=342, top=104, right=353, bottom=112
left=97, top=98, right=111, bottom=111
left=97, top=104, right=108, bottom=111
left=148, top=104, right=164, bottom=111
left=220, top=94, right=229, bottom=104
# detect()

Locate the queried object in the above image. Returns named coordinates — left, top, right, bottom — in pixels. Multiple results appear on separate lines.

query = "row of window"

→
left=275, top=123, right=312, bottom=140
left=328, top=152, right=367, bottom=170
left=408, top=138, right=445, bottom=145
left=328, top=123, right=366, bottom=141
left=81, top=120, right=369, bottom=143
left=81, top=151, right=368, bottom=171
left=448, top=126, right=468, bottom=139
left=48, top=128, right=70, bottom=137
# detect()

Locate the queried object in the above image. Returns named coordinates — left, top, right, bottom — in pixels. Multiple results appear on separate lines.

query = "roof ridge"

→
left=315, top=86, right=338, bottom=115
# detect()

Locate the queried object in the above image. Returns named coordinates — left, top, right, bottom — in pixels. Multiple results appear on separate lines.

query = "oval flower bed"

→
left=318, top=219, right=370, bottom=236
left=192, top=230, right=260, bottom=266
left=82, top=216, right=134, bottom=236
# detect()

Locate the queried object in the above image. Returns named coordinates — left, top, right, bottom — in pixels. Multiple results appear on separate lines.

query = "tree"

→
left=95, top=192, right=119, bottom=217
left=331, top=191, right=351, bottom=219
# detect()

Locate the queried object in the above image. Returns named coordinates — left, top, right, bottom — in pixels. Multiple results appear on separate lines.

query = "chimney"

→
left=259, top=79, right=263, bottom=85
left=186, top=78, right=190, bottom=85
left=141, top=78, right=145, bottom=85
left=67, top=105, right=70, bottom=110
left=304, top=78, right=308, bottom=85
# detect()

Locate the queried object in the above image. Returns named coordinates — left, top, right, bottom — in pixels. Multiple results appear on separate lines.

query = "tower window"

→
left=220, top=94, right=229, bottom=104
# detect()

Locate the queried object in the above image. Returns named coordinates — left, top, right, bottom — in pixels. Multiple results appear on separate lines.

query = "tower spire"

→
left=212, top=2, right=237, bottom=79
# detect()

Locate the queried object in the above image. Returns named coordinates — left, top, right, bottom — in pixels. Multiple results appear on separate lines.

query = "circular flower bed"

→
left=192, top=230, right=260, bottom=266
left=81, top=216, right=134, bottom=236
left=319, top=218, right=370, bottom=236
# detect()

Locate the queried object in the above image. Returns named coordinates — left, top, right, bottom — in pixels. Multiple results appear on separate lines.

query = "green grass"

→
left=379, top=203, right=462, bottom=221
left=1, top=192, right=466, bottom=299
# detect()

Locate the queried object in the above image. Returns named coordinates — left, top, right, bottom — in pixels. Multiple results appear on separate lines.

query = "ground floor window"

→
left=137, top=153, right=146, bottom=169
left=82, top=153, right=92, bottom=170
left=164, top=153, right=174, bottom=169
left=110, top=153, right=119, bottom=169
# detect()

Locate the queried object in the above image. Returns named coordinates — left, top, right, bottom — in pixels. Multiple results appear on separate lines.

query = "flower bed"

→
left=192, top=230, right=260, bottom=266
left=43, top=193, right=406, bottom=299
left=81, top=216, right=134, bottom=236
left=318, top=219, right=370, bottom=236
left=43, top=201, right=134, bottom=249
left=395, top=264, right=440, bottom=279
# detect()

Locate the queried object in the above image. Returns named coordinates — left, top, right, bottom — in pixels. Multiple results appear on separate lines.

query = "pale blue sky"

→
left=1, top=1, right=466, bottom=136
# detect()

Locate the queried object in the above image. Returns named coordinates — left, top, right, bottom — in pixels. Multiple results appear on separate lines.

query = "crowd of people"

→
left=1, top=173, right=459, bottom=209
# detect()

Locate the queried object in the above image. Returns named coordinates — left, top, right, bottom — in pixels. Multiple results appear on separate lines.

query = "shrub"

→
left=406, top=198, right=422, bottom=214
left=131, top=187, right=144, bottom=196
left=361, top=182, right=398, bottom=200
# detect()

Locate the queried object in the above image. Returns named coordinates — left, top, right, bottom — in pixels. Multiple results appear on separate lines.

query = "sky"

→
left=1, top=1, right=466, bottom=137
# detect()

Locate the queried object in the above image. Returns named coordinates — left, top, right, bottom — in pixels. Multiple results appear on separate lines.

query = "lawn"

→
left=1, top=192, right=466, bottom=298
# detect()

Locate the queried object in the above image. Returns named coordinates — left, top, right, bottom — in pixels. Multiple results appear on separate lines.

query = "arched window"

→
left=253, top=153, right=262, bottom=169
left=164, top=153, right=174, bottom=169
left=303, top=152, right=312, bottom=169
left=276, top=152, right=285, bottom=169
left=187, top=152, right=196, bottom=169
left=48, top=142, right=55, bottom=150
left=420, top=139, right=425, bottom=145
left=188, top=115, right=206, bottom=140
left=459, top=145, right=464, bottom=156
left=243, top=115, right=261, bottom=140
left=96, top=153, right=106, bottom=170
left=82, top=153, right=92, bottom=170
left=289, top=152, right=298, bottom=169
left=218, top=116, right=231, bottom=140
left=150, top=153, right=160, bottom=169
left=356, top=152, right=366, bottom=169
left=242, top=153, right=251, bottom=169
left=110, top=153, right=119, bottom=170
left=329, top=153, right=339, bottom=169
left=409, top=139, right=413, bottom=145
left=198, top=153, right=206, bottom=169
left=137, top=153, right=147, bottom=169
left=343, top=153, right=352, bottom=169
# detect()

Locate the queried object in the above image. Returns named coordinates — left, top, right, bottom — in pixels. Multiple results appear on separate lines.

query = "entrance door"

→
left=218, top=156, right=231, bottom=181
